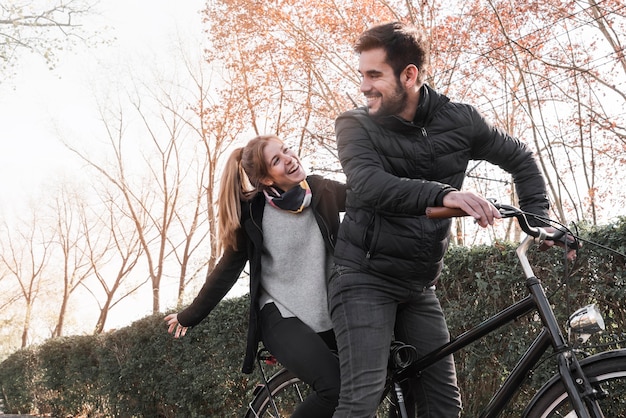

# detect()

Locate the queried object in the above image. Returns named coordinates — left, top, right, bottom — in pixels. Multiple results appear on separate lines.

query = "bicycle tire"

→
left=244, top=368, right=311, bottom=418
left=523, top=350, right=626, bottom=417
left=244, top=368, right=400, bottom=418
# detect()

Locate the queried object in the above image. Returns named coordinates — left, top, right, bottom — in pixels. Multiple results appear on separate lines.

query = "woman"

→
left=165, top=135, right=345, bottom=417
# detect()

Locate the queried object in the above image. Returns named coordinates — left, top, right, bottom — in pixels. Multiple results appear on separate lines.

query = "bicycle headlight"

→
left=567, top=304, right=605, bottom=343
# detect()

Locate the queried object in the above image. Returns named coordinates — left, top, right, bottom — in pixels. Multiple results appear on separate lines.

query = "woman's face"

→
left=262, top=139, right=306, bottom=191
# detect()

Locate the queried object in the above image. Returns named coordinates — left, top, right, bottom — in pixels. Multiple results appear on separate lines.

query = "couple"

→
left=165, top=21, right=554, bottom=418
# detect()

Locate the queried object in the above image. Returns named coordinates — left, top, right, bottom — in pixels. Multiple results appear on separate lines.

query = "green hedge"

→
left=0, top=296, right=253, bottom=417
left=1, top=219, right=624, bottom=417
left=440, top=218, right=626, bottom=416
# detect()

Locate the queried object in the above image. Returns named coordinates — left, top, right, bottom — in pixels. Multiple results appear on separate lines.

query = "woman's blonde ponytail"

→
left=217, top=147, right=246, bottom=253
left=217, top=135, right=283, bottom=253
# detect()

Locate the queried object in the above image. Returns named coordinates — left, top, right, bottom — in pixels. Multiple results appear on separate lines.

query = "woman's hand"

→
left=164, top=313, right=188, bottom=338
left=539, top=227, right=578, bottom=262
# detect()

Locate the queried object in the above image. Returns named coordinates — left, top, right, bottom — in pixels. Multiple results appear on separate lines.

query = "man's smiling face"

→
left=358, top=47, right=408, bottom=119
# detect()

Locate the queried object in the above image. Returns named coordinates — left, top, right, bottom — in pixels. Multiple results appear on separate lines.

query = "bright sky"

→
left=0, top=0, right=248, bottom=333
left=0, top=0, right=206, bottom=214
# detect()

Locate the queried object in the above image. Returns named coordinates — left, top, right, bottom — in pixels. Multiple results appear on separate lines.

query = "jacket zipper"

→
left=364, top=211, right=378, bottom=259
left=249, top=200, right=263, bottom=233
left=421, top=127, right=437, bottom=177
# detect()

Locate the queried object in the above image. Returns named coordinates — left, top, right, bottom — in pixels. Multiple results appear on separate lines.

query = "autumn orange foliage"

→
left=202, top=0, right=626, bottom=224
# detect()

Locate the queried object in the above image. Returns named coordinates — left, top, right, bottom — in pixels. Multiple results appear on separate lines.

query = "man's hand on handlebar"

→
left=434, top=192, right=578, bottom=261
left=442, top=191, right=501, bottom=228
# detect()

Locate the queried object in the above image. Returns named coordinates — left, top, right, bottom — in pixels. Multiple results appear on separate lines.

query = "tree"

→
left=65, top=65, right=219, bottom=314
left=0, top=267, right=22, bottom=357
left=200, top=0, right=626, bottom=231
left=49, top=186, right=96, bottom=337
left=85, top=186, right=146, bottom=334
left=416, top=0, right=626, bottom=226
left=164, top=55, right=244, bottom=305
left=0, top=0, right=97, bottom=78
left=0, top=212, right=53, bottom=347
left=202, top=0, right=367, bottom=160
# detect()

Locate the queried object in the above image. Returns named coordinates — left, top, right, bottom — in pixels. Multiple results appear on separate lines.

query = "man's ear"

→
left=402, top=64, right=419, bottom=87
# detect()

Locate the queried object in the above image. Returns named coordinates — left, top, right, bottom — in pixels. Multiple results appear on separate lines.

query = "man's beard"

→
left=367, top=83, right=408, bottom=120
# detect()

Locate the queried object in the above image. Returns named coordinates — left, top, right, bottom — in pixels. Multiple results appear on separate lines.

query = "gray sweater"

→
left=259, top=204, right=332, bottom=332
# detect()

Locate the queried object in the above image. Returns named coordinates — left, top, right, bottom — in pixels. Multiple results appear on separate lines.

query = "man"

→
left=329, top=21, right=552, bottom=417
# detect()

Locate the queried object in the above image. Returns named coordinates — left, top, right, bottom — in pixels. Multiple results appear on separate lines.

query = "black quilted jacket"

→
left=334, top=84, right=549, bottom=285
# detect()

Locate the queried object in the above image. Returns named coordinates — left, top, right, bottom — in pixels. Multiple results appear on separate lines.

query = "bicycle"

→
left=244, top=202, right=626, bottom=418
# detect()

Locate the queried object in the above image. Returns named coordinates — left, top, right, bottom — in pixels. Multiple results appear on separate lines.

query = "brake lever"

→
left=493, top=202, right=523, bottom=219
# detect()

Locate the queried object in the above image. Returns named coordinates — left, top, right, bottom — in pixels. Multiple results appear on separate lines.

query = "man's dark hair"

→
left=355, top=21, right=429, bottom=85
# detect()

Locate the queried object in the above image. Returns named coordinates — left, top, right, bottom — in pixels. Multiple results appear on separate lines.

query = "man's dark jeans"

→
left=329, top=265, right=462, bottom=418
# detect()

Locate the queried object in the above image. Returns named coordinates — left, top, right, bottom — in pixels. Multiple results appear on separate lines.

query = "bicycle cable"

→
left=507, top=211, right=626, bottom=366
left=524, top=211, right=626, bottom=259
left=512, top=210, right=626, bottom=325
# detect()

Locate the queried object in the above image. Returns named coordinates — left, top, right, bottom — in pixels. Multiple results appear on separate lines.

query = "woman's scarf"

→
left=263, top=180, right=312, bottom=213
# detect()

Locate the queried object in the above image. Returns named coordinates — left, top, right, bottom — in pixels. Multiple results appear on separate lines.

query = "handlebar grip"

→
left=546, top=227, right=579, bottom=251
left=425, top=207, right=470, bottom=219
left=549, top=228, right=566, bottom=243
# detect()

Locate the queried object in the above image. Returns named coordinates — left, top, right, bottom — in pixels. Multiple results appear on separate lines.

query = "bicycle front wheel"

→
left=524, top=351, right=626, bottom=417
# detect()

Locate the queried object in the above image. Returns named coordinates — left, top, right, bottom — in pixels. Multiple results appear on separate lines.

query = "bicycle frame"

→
left=248, top=204, right=616, bottom=418
left=395, top=231, right=604, bottom=417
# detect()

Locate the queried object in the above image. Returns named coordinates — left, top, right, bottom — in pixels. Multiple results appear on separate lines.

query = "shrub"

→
left=1, top=220, right=624, bottom=416
left=0, top=347, right=40, bottom=414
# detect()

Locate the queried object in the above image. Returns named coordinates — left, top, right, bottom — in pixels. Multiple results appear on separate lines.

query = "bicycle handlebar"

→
left=425, top=203, right=578, bottom=250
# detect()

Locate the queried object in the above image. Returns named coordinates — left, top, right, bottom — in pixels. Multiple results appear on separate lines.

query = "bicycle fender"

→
left=523, top=349, right=626, bottom=416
